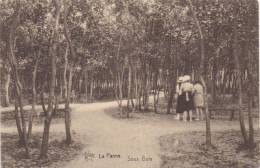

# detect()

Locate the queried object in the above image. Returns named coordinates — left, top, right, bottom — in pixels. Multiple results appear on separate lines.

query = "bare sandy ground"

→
left=63, top=101, right=163, bottom=168
left=1, top=99, right=258, bottom=168
left=62, top=100, right=258, bottom=168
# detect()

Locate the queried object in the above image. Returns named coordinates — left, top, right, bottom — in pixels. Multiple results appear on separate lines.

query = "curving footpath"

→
left=2, top=99, right=257, bottom=168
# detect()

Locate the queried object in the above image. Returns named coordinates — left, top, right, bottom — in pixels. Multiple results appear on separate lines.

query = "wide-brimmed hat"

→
left=178, top=76, right=185, bottom=83
left=183, top=75, right=191, bottom=82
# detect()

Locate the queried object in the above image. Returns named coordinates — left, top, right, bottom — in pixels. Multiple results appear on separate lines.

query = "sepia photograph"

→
left=0, top=0, right=259, bottom=167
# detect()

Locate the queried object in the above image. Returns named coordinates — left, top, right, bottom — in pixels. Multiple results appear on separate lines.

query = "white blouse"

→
left=180, top=82, right=193, bottom=101
left=179, top=82, right=193, bottom=94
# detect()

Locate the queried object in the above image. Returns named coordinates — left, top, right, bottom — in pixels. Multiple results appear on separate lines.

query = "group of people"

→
left=175, top=75, right=204, bottom=122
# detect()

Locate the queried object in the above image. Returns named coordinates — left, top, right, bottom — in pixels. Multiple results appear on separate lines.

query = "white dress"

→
left=193, top=84, right=204, bottom=107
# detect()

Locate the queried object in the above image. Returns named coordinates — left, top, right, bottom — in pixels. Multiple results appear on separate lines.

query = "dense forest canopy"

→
left=0, top=0, right=258, bottom=104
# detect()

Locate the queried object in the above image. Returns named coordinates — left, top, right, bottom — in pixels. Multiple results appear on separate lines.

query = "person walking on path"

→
left=192, top=80, right=204, bottom=120
left=175, top=76, right=185, bottom=120
left=179, top=75, right=194, bottom=122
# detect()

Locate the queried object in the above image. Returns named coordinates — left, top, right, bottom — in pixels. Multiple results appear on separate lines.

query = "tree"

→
left=63, top=0, right=76, bottom=145
left=7, top=0, right=30, bottom=157
left=187, top=0, right=211, bottom=145
left=28, top=19, right=45, bottom=140
left=245, top=0, right=256, bottom=149
left=232, top=1, right=248, bottom=146
left=114, top=32, right=124, bottom=115
left=40, top=0, right=61, bottom=159
left=0, top=0, right=258, bottom=160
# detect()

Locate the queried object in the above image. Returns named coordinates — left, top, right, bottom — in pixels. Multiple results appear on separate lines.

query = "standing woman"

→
left=193, top=80, right=204, bottom=120
left=180, top=75, right=194, bottom=122
left=175, top=77, right=185, bottom=120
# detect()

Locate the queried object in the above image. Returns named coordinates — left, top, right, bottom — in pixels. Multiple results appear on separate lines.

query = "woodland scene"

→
left=0, top=0, right=259, bottom=167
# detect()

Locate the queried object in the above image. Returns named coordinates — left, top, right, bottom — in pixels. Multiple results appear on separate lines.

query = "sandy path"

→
left=2, top=99, right=258, bottom=168
left=64, top=101, right=162, bottom=168
left=62, top=100, right=253, bottom=168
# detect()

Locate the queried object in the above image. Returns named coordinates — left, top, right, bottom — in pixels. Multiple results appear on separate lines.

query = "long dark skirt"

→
left=176, top=93, right=185, bottom=114
left=183, top=91, right=194, bottom=111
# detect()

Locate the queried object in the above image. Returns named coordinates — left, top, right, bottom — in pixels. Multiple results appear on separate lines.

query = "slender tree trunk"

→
left=85, top=71, right=88, bottom=100
left=247, top=65, right=255, bottom=149
left=40, top=117, right=52, bottom=158
left=119, top=69, right=124, bottom=115
left=40, top=0, right=61, bottom=158
left=63, top=43, right=69, bottom=99
left=111, top=71, right=120, bottom=107
left=222, top=67, right=229, bottom=97
left=131, top=97, right=135, bottom=108
left=65, top=68, right=73, bottom=144
left=142, top=63, right=146, bottom=106
left=227, top=68, right=232, bottom=94
left=63, top=0, right=77, bottom=144
left=79, top=72, right=82, bottom=98
left=60, top=75, right=63, bottom=98
left=28, top=21, right=44, bottom=140
left=97, top=78, right=101, bottom=99
left=126, top=56, right=132, bottom=117
left=132, top=67, right=138, bottom=114
left=167, top=89, right=174, bottom=114
left=156, top=86, right=160, bottom=104
left=245, top=2, right=254, bottom=148
left=166, top=39, right=176, bottom=114
left=41, top=72, right=48, bottom=115
left=247, top=91, right=254, bottom=148
left=188, top=0, right=211, bottom=145
left=115, top=32, right=123, bottom=115
left=4, top=66, right=11, bottom=107
left=164, top=69, right=169, bottom=99
left=7, top=0, right=30, bottom=157
left=53, top=92, right=59, bottom=115
left=90, top=76, right=93, bottom=103
left=144, top=64, right=150, bottom=110
left=211, top=49, right=218, bottom=100
left=14, top=95, right=23, bottom=144
left=232, top=5, right=248, bottom=146
left=167, top=65, right=176, bottom=114
left=127, top=58, right=132, bottom=110
left=163, top=82, right=168, bottom=99
left=153, top=70, right=158, bottom=113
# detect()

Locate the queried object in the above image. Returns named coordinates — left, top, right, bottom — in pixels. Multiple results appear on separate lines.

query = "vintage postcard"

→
left=0, top=0, right=259, bottom=167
